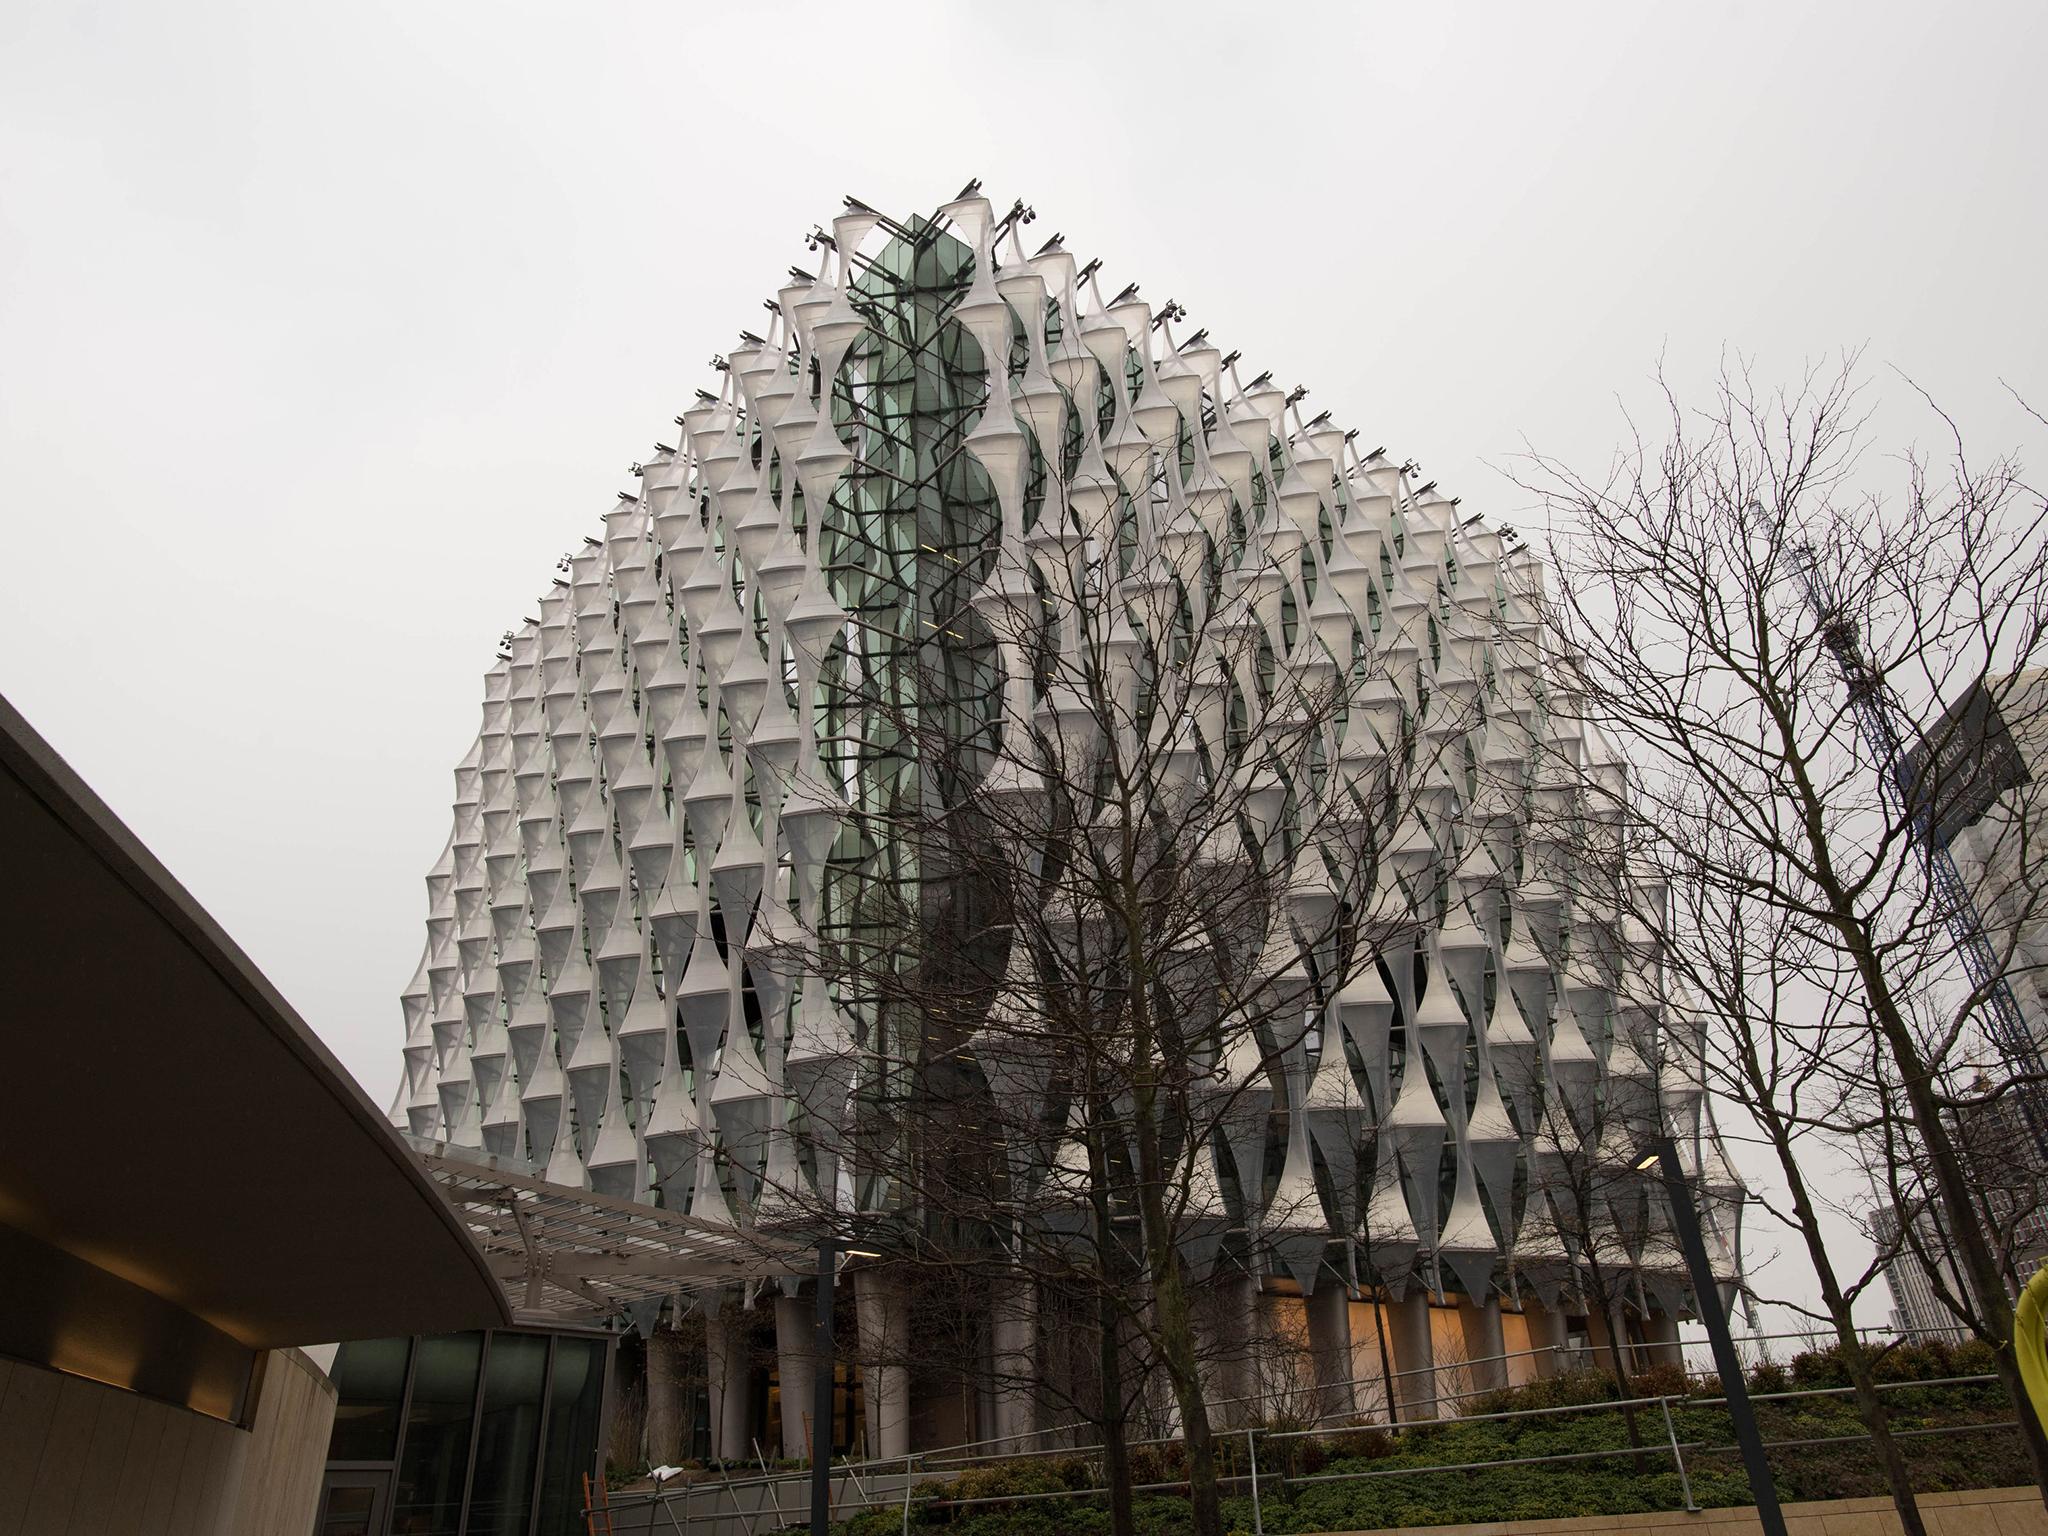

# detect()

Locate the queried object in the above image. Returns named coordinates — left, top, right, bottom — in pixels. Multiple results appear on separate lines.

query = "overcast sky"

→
left=4, top=0, right=2044, bottom=1335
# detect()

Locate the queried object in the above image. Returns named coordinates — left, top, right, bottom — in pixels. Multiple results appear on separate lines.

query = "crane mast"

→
left=1794, top=545, right=2048, bottom=1156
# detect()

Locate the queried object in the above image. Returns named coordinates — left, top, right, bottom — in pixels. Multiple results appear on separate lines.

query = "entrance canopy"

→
left=414, top=1143, right=806, bottom=1325
left=0, top=694, right=507, bottom=1419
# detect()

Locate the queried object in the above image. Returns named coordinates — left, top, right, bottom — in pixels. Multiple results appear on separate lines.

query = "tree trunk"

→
left=1767, top=686, right=2048, bottom=1503
left=1842, top=1340, right=1928, bottom=1536
left=1576, top=1255, right=1645, bottom=1463
left=1859, top=961, right=2048, bottom=1503
left=1085, top=1114, right=1139, bottom=1536
left=1117, top=869, right=1227, bottom=1536
left=1366, top=1272, right=1400, bottom=1427
left=1099, top=1284, right=1136, bottom=1536
left=1150, top=1249, right=1224, bottom=1536
left=1743, top=1029, right=1927, bottom=1536
left=1596, top=1293, right=1649, bottom=1470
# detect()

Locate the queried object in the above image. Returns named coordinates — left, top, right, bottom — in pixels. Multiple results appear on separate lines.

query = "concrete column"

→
left=1460, top=1298, right=1508, bottom=1396
left=1521, top=1300, right=1567, bottom=1377
left=1205, top=1271, right=1257, bottom=1428
left=1305, top=1282, right=1355, bottom=1421
left=855, top=1266, right=911, bottom=1460
left=645, top=1324, right=688, bottom=1466
left=706, top=1301, right=752, bottom=1462
left=1389, top=1293, right=1437, bottom=1421
left=1586, top=1306, right=1637, bottom=1382
left=1038, top=1293, right=1081, bottom=1449
left=1644, top=1310, right=1684, bottom=1371
left=989, top=1271, right=1038, bottom=1450
left=1348, top=1299, right=1396, bottom=1422
left=1134, top=1283, right=1178, bottom=1441
left=774, top=1293, right=818, bottom=1461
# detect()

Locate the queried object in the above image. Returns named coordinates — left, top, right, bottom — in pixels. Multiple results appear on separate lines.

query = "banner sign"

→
left=1902, top=685, right=2031, bottom=846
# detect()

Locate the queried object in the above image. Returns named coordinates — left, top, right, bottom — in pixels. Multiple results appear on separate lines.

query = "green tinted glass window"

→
left=534, top=1338, right=607, bottom=1534
left=326, top=1336, right=413, bottom=1463
left=466, top=1333, right=551, bottom=1536
left=391, top=1332, right=484, bottom=1536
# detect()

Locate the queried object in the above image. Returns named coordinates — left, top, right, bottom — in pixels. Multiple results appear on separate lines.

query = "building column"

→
left=1305, top=1281, right=1355, bottom=1421
left=774, top=1292, right=818, bottom=1461
left=1461, top=1297, right=1508, bottom=1397
left=646, top=1323, right=688, bottom=1466
left=989, top=1270, right=1038, bottom=1450
left=706, top=1298, right=752, bottom=1462
left=1586, top=1306, right=1636, bottom=1382
left=855, top=1266, right=910, bottom=1460
left=1389, top=1293, right=1437, bottom=1421
left=1348, top=1299, right=1396, bottom=1422
left=1644, top=1310, right=1684, bottom=1371
left=1204, top=1270, right=1257, bottom=1429
left=1520, top=1300, right=1567, bottom=1377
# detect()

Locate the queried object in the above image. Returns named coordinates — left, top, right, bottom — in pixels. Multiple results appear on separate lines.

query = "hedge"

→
left=822, top=1340, right=2027, bottom=1536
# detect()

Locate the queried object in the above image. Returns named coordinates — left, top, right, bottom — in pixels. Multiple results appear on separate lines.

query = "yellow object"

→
left=2020, top=1263, right=2048, bottom=1426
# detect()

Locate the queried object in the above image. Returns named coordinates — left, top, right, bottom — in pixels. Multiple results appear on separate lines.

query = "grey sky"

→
left=4, top=0, right=2044, bottom=1333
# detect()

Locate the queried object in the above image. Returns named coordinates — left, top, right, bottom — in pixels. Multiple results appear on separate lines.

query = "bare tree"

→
left=754, top=459, right=1443, bottom=1534
left=625, top=194, right=1688, bottom=1536
left=1632, top=818, right=1942, bottom=1532
left=1479, top=773, right=1709, bottom=1455
left=1519, top=356, right=2048, bottom=1516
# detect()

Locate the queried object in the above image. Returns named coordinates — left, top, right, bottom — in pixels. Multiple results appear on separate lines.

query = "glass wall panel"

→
left=391, top=1331, right=484, bottom=1535
left=533, top=1337, right=606, bottom=1535
left=326, top=1336, right=413, bottom=1462
left=464, top=1332, right=550, bottom=1536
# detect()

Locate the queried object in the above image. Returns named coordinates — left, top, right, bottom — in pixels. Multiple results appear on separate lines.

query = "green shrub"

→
left=1464, top=1366, right=1620, bottom=1417
left=1629, top=1362, right=1693, bottom=1400
left=826, top=1349, right=2028, bottom=1536
left=1321, top=1426, right=1395, bottom=1462
left=1789, top=1347, right=1851, bottom=1388
left=1125, top=1441, right=1188, bottom=1490
left=1748, top=1359, right=1789, bottom=1394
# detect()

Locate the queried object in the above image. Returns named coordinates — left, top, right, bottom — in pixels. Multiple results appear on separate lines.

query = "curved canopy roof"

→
left=0, top=693, right=510, bottom=1360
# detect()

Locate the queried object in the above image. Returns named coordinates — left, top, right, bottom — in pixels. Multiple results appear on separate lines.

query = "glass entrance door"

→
left=316, top=1471, right=389, bottom=1536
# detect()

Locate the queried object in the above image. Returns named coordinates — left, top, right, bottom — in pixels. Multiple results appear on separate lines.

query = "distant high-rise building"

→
left=1871, top=1200, right=1970, bottom=1341
left=1868, top=673, right=2048, bottom=1342
left=1873, top=1079, right=2048, bottom=1341
left=1927, top=669, right=2048, bottom=1059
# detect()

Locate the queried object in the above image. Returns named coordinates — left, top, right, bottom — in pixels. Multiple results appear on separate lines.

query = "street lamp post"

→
left=1642, top=1133, right=1785, bottom=1536
left=809, top=1232, right=886, bottom=1536
left=810, top=1233, right=837, bottom=1536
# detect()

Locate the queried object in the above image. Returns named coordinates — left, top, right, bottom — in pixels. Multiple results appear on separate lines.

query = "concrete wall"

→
left=0, top=1348, right=335, bottom=1536
left=218, top=1350, right=337, bottom=1536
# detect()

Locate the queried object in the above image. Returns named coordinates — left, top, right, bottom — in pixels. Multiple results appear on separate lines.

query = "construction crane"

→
left=1789, top=536, right=2048, bottom=1155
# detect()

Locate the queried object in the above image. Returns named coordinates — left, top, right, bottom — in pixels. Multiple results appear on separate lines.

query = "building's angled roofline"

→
left=0, top=691, right=511, bottom=1357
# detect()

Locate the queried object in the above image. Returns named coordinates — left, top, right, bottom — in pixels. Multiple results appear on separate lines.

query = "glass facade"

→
left=392, top=1332, right=483, bottom=1534
left=465, top=1332, right=550, bottom=1536
left=319, top=1328, right=611, bottom=1536
left=328, top=1335, right=414, bottom=1462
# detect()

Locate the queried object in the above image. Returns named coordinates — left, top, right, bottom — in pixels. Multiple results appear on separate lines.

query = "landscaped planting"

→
left=829, top=1340, right=2027, bottom=1536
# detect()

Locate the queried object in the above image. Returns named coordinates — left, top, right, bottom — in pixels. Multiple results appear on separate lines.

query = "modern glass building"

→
left=392, top=189, right=1746, bottom=1464
left=318, top=1328, right=609, bottom=1536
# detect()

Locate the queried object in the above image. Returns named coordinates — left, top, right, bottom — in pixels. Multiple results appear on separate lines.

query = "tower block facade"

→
left=394, top=192, right=1742, bottom=1455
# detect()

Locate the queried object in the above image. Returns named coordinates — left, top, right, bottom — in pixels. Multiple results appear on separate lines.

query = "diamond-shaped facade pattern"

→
left=393, top=192, right=1743, bottom=1451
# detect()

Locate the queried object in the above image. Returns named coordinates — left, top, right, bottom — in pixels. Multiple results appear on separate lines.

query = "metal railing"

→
left=595, top=1368, right=2017, bottom=1535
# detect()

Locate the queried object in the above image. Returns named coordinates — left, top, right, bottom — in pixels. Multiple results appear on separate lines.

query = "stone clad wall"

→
left=0, top=1347, right=335, bottom=1536
left=218, top=1349, right=337, bottom=1536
